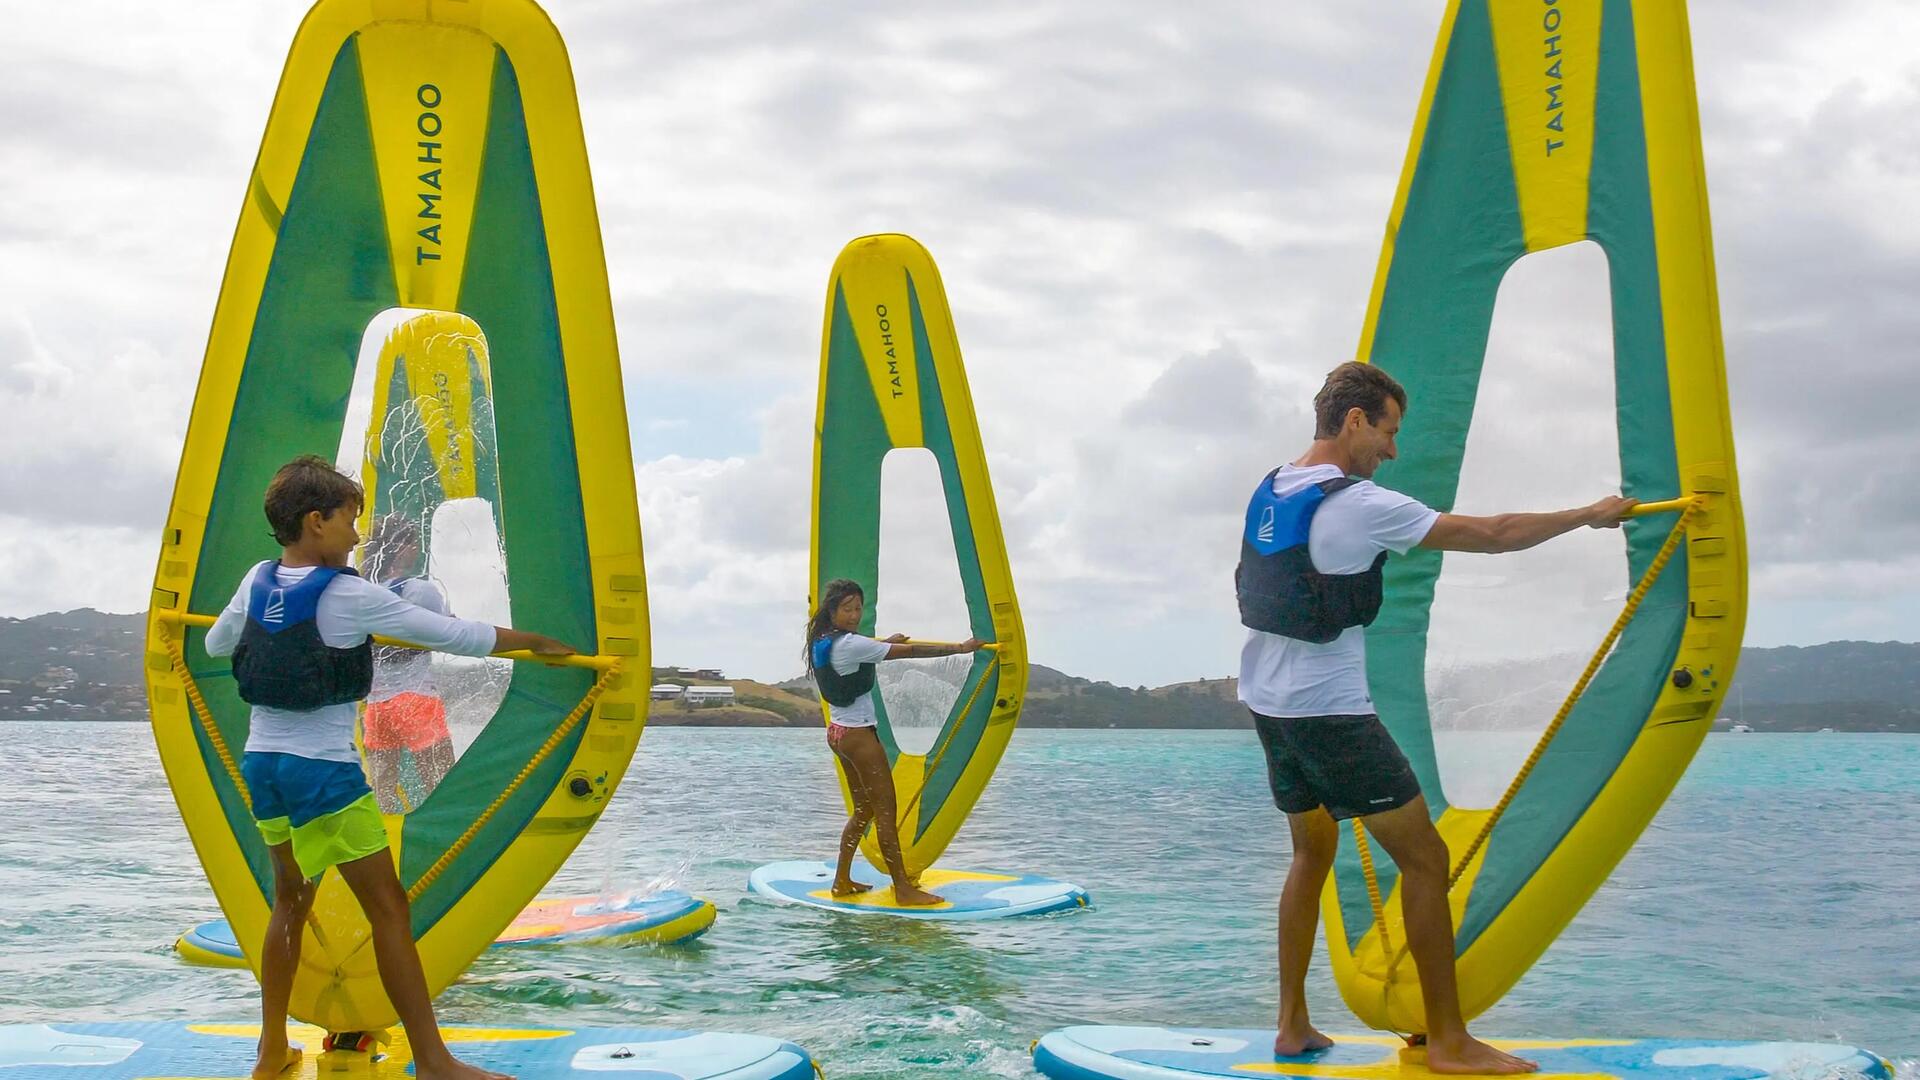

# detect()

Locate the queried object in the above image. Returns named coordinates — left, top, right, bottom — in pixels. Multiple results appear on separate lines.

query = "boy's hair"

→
left=264, top=455, right=363, bottom=545
left=1313, top=361, right=1409, bottom=438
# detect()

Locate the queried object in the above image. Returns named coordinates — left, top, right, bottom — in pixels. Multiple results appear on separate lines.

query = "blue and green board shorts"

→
left=241, top=751, right=389, bottom=880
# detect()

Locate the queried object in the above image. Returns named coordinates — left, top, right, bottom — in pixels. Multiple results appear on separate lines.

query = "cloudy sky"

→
left=2, top=1, right=1914, bottom=686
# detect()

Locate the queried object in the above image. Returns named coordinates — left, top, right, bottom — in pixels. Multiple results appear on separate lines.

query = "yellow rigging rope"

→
left=160, top=628, right=253, bottom=809
left=153, top=613, right=616, bottom=903
left=892, top=650, right=1003, bottom=833
left=1354, top=499, right=1701, bottom=986
left=405, top=661, right=620, bottom=902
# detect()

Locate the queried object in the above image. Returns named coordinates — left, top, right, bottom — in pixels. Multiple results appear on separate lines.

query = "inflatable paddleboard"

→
left=0, top=1021, right=817, bottom=1080
left=495, top=890, right=716, bottom=947
left=178, top=891, right=715, bottom=968
left=1032, top=1028, right=1893, bottom=1080
left=748, top=859, right=1086, bottom=920
left=174, top=919, right=248, bottom=968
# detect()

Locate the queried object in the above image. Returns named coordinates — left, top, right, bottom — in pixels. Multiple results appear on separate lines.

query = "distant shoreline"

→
left=7, top=609, right=1920, bottom=733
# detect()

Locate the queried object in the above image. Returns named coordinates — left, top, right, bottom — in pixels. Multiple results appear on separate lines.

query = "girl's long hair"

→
left=804, top=578, right=866, bottom=674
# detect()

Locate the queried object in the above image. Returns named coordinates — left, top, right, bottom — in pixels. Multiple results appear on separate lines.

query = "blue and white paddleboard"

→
left=1032, top=1027, right=1894, bottom=1080
left=0, top=1021, right=817, bottom=1079
left=748, top=859, right=1087, bottom=920
left=175, top=919, right=246, bottom=966
left=177, top=890, right=715, bottom=968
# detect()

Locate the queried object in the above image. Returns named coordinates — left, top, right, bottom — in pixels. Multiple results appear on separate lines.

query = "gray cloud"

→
left=2, top=1, right=1915, bottom=684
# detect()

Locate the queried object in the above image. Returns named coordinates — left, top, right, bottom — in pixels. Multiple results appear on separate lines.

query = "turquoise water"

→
left=1, top=724, right=1914, bottom=1078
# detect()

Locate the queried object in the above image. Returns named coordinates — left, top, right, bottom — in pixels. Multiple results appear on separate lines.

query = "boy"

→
left=205, top=456, right=575, bottom=1080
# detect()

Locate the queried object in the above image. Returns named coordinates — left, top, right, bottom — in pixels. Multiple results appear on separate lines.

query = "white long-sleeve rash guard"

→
left=206, top=561, right=498, bottom=764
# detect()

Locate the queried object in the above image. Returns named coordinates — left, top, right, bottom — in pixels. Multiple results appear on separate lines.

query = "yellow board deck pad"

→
left=0, top=1022, right=819, bottom=1079
left=807, top=234, right=1029, bottom=877
left=143, top=0, right=647, bottom=1032
left=1336, top=0, right=1747, bottom=1032
left=1031, top=1028, right=1892, bottom=1080
left=747, top=859, right=1088, bottom=920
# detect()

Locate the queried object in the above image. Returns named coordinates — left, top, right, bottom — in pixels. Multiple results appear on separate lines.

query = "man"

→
left=1236, top=362, right=1633, bottom=1074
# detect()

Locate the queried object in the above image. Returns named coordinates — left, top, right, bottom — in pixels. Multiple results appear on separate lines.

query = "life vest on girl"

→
left=809, top=629, right=876, bottom=707
left=231, top=561, right=375, bottom=710
left=1235, top=468, right=1387, bottom=643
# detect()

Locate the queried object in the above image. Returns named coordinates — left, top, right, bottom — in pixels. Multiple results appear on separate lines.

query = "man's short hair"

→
left=1313, top=362, right=1409, bottom=438
left=264, top=455, right=363, bottom=545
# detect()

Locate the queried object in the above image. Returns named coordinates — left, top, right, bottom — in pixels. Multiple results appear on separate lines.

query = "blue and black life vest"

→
left=231, top=561, right=374, bottom=710
left=1234, top=468, right=1388, bottom=643
left=809, top=629, right=876, bottom=708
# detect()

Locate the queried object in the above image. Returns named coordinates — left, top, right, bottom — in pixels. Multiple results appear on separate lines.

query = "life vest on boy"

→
left=1235, top=468, right=1388, bottom=643
left=231, top=561, right=375, bottom=710
left=810, top=629, right=876, bottom=707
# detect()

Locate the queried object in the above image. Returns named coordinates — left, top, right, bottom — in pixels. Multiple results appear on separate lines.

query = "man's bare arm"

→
left=1418, top=496, right=1636, bottom=554
left=494, top=627, right=580, bottom=656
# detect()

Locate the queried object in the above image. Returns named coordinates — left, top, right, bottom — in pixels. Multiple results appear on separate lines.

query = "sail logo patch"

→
left=414, top=83, right=446, bottom=265
left=1543, top=5, right=1569, bottom=156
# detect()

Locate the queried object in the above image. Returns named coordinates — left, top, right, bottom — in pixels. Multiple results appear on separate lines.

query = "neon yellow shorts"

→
left=256, top=792, right=388, bottom=880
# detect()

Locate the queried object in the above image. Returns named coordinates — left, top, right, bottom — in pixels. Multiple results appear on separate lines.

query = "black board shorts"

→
left=1251, top=711, right=1423, bottom=821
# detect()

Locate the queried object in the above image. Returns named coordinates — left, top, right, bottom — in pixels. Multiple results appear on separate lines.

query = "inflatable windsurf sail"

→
left=1334, top=0, right=1747, bottom=1031
left=143, top=0, right=647, bottom=1031
left=810, top=234, right=1028, bottom=879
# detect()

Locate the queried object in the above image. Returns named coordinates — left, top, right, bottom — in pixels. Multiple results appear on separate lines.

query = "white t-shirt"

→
left=1237, top=463, right=1438, bottom=718
left=368, top=577, right=450, bottom=703
left=820, top=633, right=892, bottom=728
left=205, top=562, right=497, bottom=763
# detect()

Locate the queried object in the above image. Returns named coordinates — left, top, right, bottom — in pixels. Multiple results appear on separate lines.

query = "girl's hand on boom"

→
left=885, top=633, right=911, bottom=643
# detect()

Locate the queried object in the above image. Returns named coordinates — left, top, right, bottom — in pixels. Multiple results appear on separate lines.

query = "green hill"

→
left=4, top=610, right=1917, bottom=732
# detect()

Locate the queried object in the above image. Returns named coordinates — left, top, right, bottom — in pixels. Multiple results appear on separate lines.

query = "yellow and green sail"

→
left=1333, top=0, right=1747, bottom=1031
left=143, top=0, right=646, bottom=1032
left=810, top=234, right=1028, bottom=879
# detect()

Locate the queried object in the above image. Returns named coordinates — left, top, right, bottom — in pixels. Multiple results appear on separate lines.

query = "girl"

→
left=805, top=578, right=981, bottom=905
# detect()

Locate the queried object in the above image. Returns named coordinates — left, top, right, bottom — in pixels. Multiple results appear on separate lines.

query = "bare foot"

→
left=830, top=878, right=874, bottom=897
left=250, top=1042, right=301, bottom=1079
left=891, top=882, right=944, bottom=906
left=1274, top=1025, right=1334, bottom=1056
left=414, top=1054, right=513, bottom=1080
left=1426, top=1034, right=1538, bottom=1075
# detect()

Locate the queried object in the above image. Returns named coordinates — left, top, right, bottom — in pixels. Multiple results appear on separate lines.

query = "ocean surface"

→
left=0, top=723, right=1913, bottom=1079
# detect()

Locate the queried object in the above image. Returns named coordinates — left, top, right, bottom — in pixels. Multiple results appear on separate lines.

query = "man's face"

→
left=1347, top=398, right=1402, bottom=478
